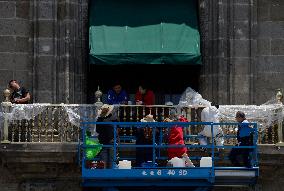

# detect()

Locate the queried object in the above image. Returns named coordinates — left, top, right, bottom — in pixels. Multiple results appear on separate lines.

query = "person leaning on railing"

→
left=8, top=80, right=31, bottom=104
left=135, top=84, right=155, bottom=105
left=229, top=111, right=254, bottom=168
left=107, top=82, right=129, bottom=105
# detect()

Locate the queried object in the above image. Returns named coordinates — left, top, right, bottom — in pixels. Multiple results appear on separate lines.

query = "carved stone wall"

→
left=199, top=0, right=284, bottom=105
left=0, top=0, right=33, bottom=97
left=0, top=143, right=81, bottom=191
left=0, top=0, right=88, bottom=104
left=0, top=0, right=283, bottom=104
left=254, top=0, right=284, bottom=104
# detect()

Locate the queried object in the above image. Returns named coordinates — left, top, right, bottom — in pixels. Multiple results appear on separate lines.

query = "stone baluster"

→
left=136, top=106, right=139, bottom=121
left=129, top=106, right=133, bottom=136
left=64, top=109, right=69, bottom=142
left=129, top=106, right=133, bottom=121
left=276, top=89, right=284, bottom=146
left=38, top=112, right=42, bottom=142
left=24, top=119, right=29, bottom=142
left=1, top=89, right=12, bottom=143
left=155, top=107, right=158, bottom=121
left=123, top=106, right=127, bottom=121
left=11, top=122, right=15, bottom=142
left=17, top=120, right=21, bottom=142
left=31, top=107, right=35, bottom=142
left=51, top=107, right=56, bottom=142
left=264, top=127, right=269, bottom=144
left=44, top=108, right=49, bottom=142
left=58, top=106, right=63, bottom=142
left=122, top=106, right=127, bottom=137
left=161, top=107, right=165, bottom=121
left=271, top=124, right=276, bottom=144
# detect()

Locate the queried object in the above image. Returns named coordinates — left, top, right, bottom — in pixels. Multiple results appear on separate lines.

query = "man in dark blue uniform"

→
left=229, top=111, right=254, bottom=168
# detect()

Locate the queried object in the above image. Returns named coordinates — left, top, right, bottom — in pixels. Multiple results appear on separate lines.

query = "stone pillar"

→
left=31, top=0, right=57, bottom=103
left=31, top=0, right=88, bottom=103
left=199, top=0, right=257, bottom=105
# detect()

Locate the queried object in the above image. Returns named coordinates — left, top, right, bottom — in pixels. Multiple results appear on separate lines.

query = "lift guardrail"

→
left=79, top=121, right=259, bottom=189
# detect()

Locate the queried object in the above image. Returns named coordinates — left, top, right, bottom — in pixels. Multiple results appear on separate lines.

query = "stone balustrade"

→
left=0, top=103, right=283, bottom=145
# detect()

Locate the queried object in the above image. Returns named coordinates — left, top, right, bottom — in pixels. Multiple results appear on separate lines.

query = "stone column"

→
left=199, top=0, right=257, bottom=105
left=31, top=0, right=88, bottom=103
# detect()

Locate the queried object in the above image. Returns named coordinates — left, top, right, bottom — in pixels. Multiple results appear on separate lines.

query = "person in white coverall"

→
left=199, top=105, right=224, bottom=147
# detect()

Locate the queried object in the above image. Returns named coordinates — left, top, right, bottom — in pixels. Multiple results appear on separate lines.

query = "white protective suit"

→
left=199, top=106, right=224, bottom=146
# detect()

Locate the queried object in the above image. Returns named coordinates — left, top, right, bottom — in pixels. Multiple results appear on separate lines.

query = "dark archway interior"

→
left=87, top=64, right=201, bottom=104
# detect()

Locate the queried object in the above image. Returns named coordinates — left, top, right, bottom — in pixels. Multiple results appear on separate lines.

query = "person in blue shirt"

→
left=229, top=111, right=255, bottom=168
left=107, top=83, right=128, bottom=105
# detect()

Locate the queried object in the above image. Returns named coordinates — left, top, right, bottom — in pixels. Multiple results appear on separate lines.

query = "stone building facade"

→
left=0, top=0, right=283, bottom=104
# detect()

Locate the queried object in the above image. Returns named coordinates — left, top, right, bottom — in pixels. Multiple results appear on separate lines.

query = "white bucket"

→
left=118, top=160, right=131, bottom=169
left=168, top=157, right=185, bottom=167
left=200, top=157, right=212, bottom=167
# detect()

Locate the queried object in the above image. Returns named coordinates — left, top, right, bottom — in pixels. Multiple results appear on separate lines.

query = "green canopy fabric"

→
left=89, top=0, right=201, bottom=65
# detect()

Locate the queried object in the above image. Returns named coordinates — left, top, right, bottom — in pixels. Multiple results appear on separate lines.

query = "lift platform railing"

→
left=79, top=121, right=259, bottom=187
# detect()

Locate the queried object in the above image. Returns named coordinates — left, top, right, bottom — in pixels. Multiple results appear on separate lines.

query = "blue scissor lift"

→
left=79, top=122, right=259, bottom=190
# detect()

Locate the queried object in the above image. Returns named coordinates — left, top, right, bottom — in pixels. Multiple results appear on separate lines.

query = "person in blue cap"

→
left=229, top=111, right=255, bottom=168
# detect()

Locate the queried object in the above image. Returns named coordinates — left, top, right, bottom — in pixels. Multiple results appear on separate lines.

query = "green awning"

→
left=89, top=0, right=201, bottom=65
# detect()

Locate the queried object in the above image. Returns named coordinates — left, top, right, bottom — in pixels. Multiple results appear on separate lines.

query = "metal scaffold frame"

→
left=78, top=121, right=259, bottom=189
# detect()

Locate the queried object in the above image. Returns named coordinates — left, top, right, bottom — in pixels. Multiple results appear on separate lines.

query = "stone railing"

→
left=0, top=103, right=283, bottom=145
left=1, top=87, right=284, bottom=145
left=0, top=103, right=195, bottom=143
left=0, top=104, right=96, bottom=143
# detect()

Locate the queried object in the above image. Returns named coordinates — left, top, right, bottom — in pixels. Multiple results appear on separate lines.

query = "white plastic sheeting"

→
left=0, top=104, right=99, bottom=129
left=0, top=90, right=283, bottom=135
left=178, top=87, right=211, bottom=107
left=7, top=103, right=50, bottom=121
left=219, top=104, right=283, bottom=131
left=178, top=87, right=284, bottom=131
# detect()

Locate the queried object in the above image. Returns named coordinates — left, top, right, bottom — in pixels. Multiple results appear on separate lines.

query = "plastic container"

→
left=200, top=157, right=212, bottom=167
left=118, top=160, right=131, bottom=169
left=168, top=157, right=185, bottom=167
